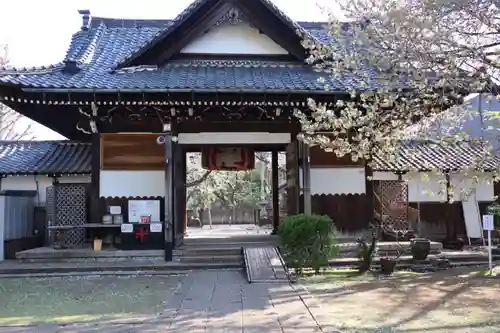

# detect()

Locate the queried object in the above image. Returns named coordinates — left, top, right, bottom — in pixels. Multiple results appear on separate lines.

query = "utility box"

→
left=0, top=190, right=36, bottom=261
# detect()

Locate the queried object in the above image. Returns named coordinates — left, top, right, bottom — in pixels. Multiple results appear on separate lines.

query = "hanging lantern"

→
left=201, top=147, right=255, bottom=171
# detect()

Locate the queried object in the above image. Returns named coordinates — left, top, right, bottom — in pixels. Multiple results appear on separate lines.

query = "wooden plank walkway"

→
left=243, top=247, right=289, bottom=283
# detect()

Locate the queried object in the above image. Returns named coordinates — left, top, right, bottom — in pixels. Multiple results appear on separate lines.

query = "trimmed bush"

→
left=278, top=214, right=338, bottom=275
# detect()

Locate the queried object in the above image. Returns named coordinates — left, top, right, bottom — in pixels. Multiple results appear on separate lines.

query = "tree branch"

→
left=186, top=170, right=212, bottom=188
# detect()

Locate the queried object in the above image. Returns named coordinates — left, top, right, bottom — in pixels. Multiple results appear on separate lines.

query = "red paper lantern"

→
left=201, top=147, right=255, bottom=170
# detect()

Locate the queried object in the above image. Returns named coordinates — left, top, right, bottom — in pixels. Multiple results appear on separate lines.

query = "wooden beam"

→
left=365, top=163, right=374, bottom=226
left=90, top=134, right=101, bottom=223
left=286, top=139, right=300, bottom=215
left=164, top=132, right=174, bottom=261
left=272, top=149, right=280, bottom=234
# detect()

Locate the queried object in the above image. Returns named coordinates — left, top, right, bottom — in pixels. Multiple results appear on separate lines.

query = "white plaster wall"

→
left=99, top=171, right=165, bottom=198
left=178, top=132, right=291, bottom=145
left=0, top=195, right=5, bottom=261
left=0, top=175, right=91, bottom=206
left=300, top=167, right=366, bottom=195
left=450, top=172, right=494, bottom=202
left=373, top=171, right=494, bottom=202
left=181, top=23, right=289, bottom=55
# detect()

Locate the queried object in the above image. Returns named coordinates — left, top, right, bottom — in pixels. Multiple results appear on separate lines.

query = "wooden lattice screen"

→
left=374, top=180, right=409, bottom=230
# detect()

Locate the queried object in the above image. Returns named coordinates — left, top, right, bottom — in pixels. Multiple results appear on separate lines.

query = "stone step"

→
left=173, top=254, right=243, bottom=263
left=0, top=260, right=244, bottom=275
left=0, top=269, right=244, bottom=279
left=181, top=241, right=278, bottom=249
left=17, top=257, right=165, bottom=263
left=15, top=249, right=163, bottom=260
left=183, top=235, right=278, bottom=245
left=328, top=254, right=500, bottom=268
left=338, top=249, right=442, bottom=258
left=173, top=247, right=242, bottom=256
left=337, top=241, right=443, bottom=253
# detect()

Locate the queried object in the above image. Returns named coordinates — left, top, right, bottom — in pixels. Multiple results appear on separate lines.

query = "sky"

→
left=0, top=0, right=337, bottom=140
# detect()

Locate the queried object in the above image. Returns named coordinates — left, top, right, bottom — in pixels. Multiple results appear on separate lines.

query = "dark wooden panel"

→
left=409, top=202, right=466, bottom=240
left=309, top=146, right=364, bottom=167
left=101, top=133, right=164, bottom=170
left=4, top=237, right=40, bottom=259
left=309, top=194, right=371, bottom=231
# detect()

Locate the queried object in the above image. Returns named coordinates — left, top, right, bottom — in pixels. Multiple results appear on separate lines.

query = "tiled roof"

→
left=0, top=141, right=91, bottom=176
left=1, top=140, right=496, bottom=176
left=372, top=141, right=500, bottom=172
left=0, top=7, right=376, bottom=92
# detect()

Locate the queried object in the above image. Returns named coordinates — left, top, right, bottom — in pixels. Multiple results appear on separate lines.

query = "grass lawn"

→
left=301, top=267, right=500, bottom=333
left=0, top=275, right=184, bottom=326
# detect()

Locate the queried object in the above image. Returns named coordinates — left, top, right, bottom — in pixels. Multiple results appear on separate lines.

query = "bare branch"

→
left=0, top=45, right=33, bottom=140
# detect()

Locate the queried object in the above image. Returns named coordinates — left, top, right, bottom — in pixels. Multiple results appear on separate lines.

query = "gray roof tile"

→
left=0, top=141, right=91, bottom=175
left=0, top=8, right=371, bottom=92
left=1, top=140, right=496, bottom=176
left=372, top=141, right=500, bottom=172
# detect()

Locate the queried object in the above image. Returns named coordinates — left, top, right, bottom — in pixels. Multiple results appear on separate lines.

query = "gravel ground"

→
left=301, top=267, right=500, bottom=333
left=0, top=274, right=183, bottom=326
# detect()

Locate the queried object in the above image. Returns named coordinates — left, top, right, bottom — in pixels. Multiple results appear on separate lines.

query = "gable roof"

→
left=118, top=0, right=308, bottom=67
left=0, top=5, right=375, bottom=93
left=371, top=140, right=500, bottom=172
left=0, top=141, right=91, bottom=176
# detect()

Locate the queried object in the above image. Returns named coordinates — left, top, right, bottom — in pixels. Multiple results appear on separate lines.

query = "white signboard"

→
left=128, top=200, right=161, bottom=223
left=109, top=206, right=122, bottom=215
left=150, top=223, right=163, bottom=233
left=120, top=223, right=133, bottom=233
left=483, top=214, right=495, bottom=273
left=483, top=215, right=494, bottom=231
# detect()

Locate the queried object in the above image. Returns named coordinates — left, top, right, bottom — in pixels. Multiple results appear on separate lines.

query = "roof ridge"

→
left=91, top=16, right=329, bottom=27
left=66, top=22, right=107, bottom=66
left=0, top=140, right=88, bottom=145
left=115, top=0, right=209, bottom=69
left=0, top=63, right=64, bottom=74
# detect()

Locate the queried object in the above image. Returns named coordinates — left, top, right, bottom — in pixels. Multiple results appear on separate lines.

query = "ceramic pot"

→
left=411, top=238, right=431, bottom=260
left=380, top=258, right=397, bottom=275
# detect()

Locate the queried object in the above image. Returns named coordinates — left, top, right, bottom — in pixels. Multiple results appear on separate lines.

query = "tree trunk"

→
left=207, top=206, right=213, bottom=229
left=231, top=206, right=236, bottom=225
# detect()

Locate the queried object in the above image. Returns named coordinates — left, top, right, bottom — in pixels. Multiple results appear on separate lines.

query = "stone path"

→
left=2, top=270, right=339, bottom=333
left=186, top=224, right=272, bottom=238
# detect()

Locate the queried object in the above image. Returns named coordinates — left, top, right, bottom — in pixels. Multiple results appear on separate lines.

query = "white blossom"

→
left=299, top=0, right=500, bottom=201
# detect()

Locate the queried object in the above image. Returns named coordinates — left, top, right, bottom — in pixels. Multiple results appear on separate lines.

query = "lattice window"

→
left=374, top=180, right=409, bottom=230
left=54, top=184, right=87, bottom=246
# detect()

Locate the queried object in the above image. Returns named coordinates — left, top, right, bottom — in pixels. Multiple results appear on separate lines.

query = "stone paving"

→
left=1, top=270, right=339, bottom=333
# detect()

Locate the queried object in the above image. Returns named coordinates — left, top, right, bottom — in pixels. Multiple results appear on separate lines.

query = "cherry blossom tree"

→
left=0, top=45, right=32, bottom=140
left=296, top=0, right=500, bottom=201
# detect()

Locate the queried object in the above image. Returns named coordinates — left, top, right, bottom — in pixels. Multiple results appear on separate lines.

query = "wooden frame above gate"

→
left=100, top=133, right=164, bottom=170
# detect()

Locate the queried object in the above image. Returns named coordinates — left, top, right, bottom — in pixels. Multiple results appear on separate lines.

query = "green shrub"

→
left=278, top=214, right=338, bottom=275
left=487, top=204, right=500, bottom=229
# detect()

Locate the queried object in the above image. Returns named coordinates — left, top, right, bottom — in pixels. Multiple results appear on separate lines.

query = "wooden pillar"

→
left=89, top=134, right=101, bottom=223
left=365, top=162, right=374, bottom=225
left=163, top=130, right=174, bottom=261
left=301, top=142, right=312, bottom=215
left=271, top=150, right=280, bottom=234
left=445, top=173, right=453, bottom=241
left=173, top=138, right=185, bottom=247
left=286, top=139, right=299, bottom=216
left=178, top=147, right=187, bottom=239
